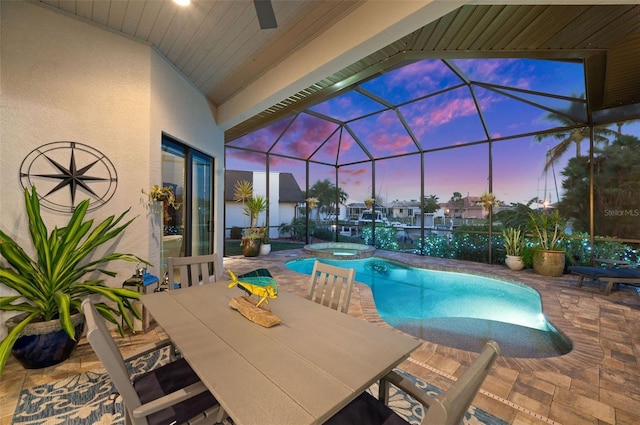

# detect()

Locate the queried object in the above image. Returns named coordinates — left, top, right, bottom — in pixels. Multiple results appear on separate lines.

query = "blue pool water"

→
left=286, top=257, right=572, bottom=358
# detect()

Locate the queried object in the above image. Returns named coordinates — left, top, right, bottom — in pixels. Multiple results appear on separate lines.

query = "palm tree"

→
left=534, top=110, right=616, bottom=172
left=308, top=179, right=348, bottom=222
left=422, top=195, right=440, bottom=213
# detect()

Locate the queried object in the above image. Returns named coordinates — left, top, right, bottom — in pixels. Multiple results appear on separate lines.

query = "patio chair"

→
left=81, top=299, right=223, bottom=425
left=308, top=260, right=356, bottom=313
left=168, top=253, right=219, bottom=290
left=324, top=340, right=500, bottom=425
left=568, top=265, right=640, bottom=295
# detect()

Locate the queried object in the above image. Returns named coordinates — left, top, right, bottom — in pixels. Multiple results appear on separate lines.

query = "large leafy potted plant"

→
left=241, top=195, right=267, bottom=257
left=528, top=210, right=567, bottom=276
left=0, top=187, right=147, bottom=374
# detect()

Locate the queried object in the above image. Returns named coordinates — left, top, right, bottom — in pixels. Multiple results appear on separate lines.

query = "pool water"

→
left=286, top=257, right=572, bottom=358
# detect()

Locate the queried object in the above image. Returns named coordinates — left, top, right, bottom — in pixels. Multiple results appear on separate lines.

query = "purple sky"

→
left=227, top=58, right=640, bottom=207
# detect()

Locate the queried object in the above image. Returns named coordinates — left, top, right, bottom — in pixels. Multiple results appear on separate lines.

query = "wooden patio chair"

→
left=324, top=340, right=500, bottom=425
left=168, top=253, right=220, bottom=290
left=308, top=260, right=356, bottom=313
left=81, top=299, right=224, bottom=425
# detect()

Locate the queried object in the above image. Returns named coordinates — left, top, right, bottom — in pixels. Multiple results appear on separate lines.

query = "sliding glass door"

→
left=161, top=136, right=214, bottom=275
left=191, top=150, right=213, bottom=255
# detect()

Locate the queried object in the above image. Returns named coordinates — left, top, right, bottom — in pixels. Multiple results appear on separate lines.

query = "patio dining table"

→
left=141, top=281, right=420, bottom=425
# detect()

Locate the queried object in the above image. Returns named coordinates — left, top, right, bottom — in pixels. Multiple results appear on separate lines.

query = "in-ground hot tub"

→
left=303, top=242, right=375, bottom=259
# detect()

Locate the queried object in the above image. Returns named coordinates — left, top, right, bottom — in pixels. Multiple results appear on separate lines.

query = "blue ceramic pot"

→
left=6, top=312, right=85, bottom=369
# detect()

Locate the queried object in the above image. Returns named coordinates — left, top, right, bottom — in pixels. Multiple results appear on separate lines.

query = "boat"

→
left=357, top=209, right=389, bottom=225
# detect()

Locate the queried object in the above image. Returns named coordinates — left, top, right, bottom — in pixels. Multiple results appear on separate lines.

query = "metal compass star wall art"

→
left=20, top=141, right=118, bottom=213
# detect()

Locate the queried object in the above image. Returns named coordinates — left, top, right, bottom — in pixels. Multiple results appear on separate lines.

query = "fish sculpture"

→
left=227, top=269, right=278, bottom=307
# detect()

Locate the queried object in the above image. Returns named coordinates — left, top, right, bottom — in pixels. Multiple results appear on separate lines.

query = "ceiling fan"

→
left=253, top=0, right=278, bottom=29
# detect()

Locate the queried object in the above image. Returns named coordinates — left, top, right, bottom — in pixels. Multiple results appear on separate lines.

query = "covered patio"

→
left=1, top=2, right=640, bottom=425
left=2, top=251, right=640, bottom=424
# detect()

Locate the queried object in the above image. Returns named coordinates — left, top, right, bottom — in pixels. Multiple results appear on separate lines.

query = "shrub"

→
left=361, top=225, right=399, bottom=250
left=230, top=226, right=243, bottom=239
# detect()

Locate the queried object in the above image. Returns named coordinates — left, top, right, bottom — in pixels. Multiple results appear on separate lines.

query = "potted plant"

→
left=141, top=184, right=181, bottom=214
left=528, top=210, right=567, bottom=276
left=259, top=227, right=271, bottom=256
left=0, top=187, right=148, bottom=375
left=241, top=195, right=267, bottom=257
left=502, top=227, right=525, bottom=270
left=364, top=197, right=375, bottom=209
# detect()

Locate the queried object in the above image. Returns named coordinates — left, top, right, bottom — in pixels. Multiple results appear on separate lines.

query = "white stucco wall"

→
left=0, top=1, right=221, bottom=334
left=149, top=45, right=225, bottom=267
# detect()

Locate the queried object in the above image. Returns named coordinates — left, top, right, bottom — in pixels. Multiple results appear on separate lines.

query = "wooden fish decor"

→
left=227, top=269, right=278, bottom=307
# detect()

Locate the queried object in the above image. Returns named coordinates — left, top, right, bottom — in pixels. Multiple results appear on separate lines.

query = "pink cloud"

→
left=390, top=60, right=451, bottom=95
left=341, top=167, right=368, bottom=177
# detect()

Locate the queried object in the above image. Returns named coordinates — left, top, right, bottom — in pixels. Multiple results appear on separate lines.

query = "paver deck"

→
left=2, top=249, right=639, bottom=425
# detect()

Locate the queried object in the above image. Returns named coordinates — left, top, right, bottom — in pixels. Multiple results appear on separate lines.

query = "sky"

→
left=227, top=58, right=640, bottom=207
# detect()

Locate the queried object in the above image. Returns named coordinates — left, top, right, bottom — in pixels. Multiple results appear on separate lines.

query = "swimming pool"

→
left=286, top=257, right=572, bottom=358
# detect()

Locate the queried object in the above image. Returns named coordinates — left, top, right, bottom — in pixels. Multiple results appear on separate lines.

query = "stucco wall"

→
left=149, top=38, right=225, bottom=266
left=0, top=1, right=222, bottom=334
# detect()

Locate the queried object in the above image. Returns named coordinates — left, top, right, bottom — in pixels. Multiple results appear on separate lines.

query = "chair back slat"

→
left=308, top=261, right=355, bottom=313
left=168, top=253, right=219, bottom=290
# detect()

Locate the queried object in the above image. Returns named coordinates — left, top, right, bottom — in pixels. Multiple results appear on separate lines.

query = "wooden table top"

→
left=141, top=282, right=420, bottom=425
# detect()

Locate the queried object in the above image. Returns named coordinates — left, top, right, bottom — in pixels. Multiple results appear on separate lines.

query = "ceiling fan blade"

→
left=253, top=0, right=277, bottom=29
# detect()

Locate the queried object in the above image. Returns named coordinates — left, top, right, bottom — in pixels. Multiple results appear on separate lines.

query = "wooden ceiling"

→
left=33, top=1, right=640, bottom=142
left=35, top=0, right=364, bottom=105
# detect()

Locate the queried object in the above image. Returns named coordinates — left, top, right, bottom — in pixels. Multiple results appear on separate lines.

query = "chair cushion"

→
left=133, top=357, right=217, bottom=425
left=324, top=392, right=409, bottom=425
left=569, top=266, right=640, bottom=279
left=569, top=266, right=618, bottom=278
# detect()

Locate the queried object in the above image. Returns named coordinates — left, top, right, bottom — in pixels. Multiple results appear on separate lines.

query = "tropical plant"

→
left=478, top=192, right=499, bottom=211
left=233, top=180, right=253, bottom=228
left=559, top=134, right=640, bottom=239
left=230, top=226, right=243, bottom=239
left=364, top=197, right=375, bottom=209
left=243, top=195, right=267, bottom=231
left=528, top=210, right=566, bottom=251
left=534, top=101, right=616, bottom=172
left=0, top=187, right=147, bottom=375
left=141, top=185, right=181, bottom=212
left=279, top=217, right=313, bottom=241
left=422, top=195, right=440, bottom=213
left=503, top=227, right=525, bottom=256
left=493, top=202, right=535, bottom=229
left=307, top=179, right=348, bottom=223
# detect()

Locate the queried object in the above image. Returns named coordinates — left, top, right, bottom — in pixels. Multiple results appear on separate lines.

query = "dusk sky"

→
left=227, top=58, right=640, bottom=207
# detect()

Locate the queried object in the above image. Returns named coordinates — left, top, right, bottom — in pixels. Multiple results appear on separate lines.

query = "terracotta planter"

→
left=532, top=250, right=566, bottom=277
left=5, top=312, right=85, bottom=369
left=241, top=238, right=261, bottom=257
left=505, top=255, right=525, bottom=271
